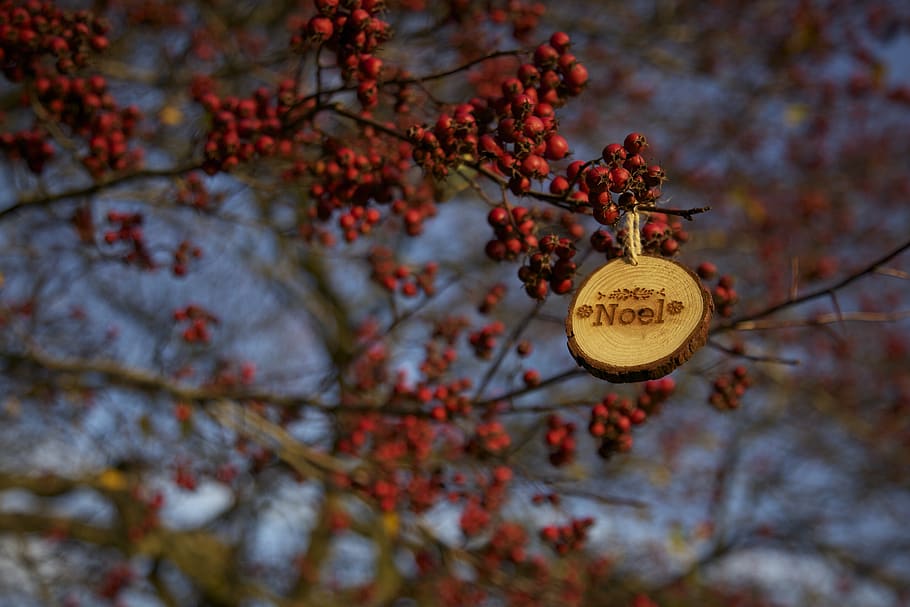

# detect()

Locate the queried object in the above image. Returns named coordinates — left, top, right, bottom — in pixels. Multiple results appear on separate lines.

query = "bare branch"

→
left=714, top=238, right=910, bottom=334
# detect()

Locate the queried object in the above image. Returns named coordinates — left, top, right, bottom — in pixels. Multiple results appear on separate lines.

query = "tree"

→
left=1, top=0, right=908, bottom=605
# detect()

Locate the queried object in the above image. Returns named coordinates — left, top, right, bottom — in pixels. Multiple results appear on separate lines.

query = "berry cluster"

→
left=30, top=73, right=143, bottom=177
left=173, top=460, right=197, bottom=490
left=97, top=564, right=133, bottom=600
left=126, top=487, right=163, bottom=543
left=0, top=1, right=110, bottom=81
left=103, top=210, right=153, bottom=269
left=173, top=304, right=218, bottom=343
left=590, top=228, right=624, bottom=260
left=589, top=378, right=675, bottom=458
left=176, top=173, right=220, bottom=212
left=197, top=85, right=293, bottom=174
left=484, top=205, right=539, bottom=261
left=478, top=282, right=507, bottom=314
left=517, top=233, right=576, bottom=299
left=709, top=366, right=751, bottom=410
left=0, top=128, right=54, bottom=173
left=697, top=263, right=738, bottom=318
left=483, top=521, right=528, bottom=566
left=544, top=413, right=576, bottom=466
left=478, top=34, right=589, bottom=195
left=539, top=516, right=594, bottom=555
left=456, top=466, right=512, bottom=537
left=171, top=240, right=202, bottom=277
left=639, top=212, right=689, bottom=257
left=293, top=0, right=391, bottom=108
left=468, top=320, right=505, bottom=359
left=368, top=246, right=438, bottom=297
left=467, top=419, right=512, bottom=457
left=446, top=0, right=545, bottom=42
left=408, top=104, right=479, bottom=179
left=305, top=138, right=417, bottom=239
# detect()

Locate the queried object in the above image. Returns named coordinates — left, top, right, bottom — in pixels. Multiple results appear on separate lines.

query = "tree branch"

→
left=714, top=238, right=910, bottom=334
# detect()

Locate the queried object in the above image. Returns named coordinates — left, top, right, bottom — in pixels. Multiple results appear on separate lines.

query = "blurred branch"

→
left=706, top=340, right=800, bottom=365
left=731, top=309, right=910, bottom=331
left=0, top=163, right=201, bottom=223
left=715, top=238, right=910, bottom=333
left=207, top=400, right=352, bottom=478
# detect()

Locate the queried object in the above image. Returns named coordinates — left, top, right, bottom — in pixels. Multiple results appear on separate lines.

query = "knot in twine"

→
left=623, top=208, right=642, bottom=265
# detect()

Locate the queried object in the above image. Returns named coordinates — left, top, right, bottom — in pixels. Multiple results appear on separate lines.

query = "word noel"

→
left=575, top=287, right=685, bottom=327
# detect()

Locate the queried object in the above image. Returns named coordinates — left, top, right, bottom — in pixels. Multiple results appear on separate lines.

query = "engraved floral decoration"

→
left=597, top=287, right=667, bottom=301
left=575, top=304, right=594, bottom=318
left=667, top=300, right=684, bottom=315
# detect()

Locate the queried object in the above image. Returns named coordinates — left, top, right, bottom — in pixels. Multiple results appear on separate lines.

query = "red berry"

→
left=623, top=132, right=648, bottom=155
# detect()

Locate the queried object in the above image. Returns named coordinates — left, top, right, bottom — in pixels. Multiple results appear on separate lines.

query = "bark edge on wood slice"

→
left=566, top=255, right=713, bottom=382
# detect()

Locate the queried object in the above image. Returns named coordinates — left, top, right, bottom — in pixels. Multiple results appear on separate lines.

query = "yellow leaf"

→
left=381, top=511, right=399, bottom=539
left=96, top=468, right=128, bottom=492
left=159, top=105, right=183, bottom=126
left=784, top=103, right=808, bottom=127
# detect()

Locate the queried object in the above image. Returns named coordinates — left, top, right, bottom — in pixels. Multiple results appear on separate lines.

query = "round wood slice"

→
left=566, top=255, right=713, bottom=382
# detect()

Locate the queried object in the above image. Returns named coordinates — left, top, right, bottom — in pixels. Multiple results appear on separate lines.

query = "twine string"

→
left=624, top=209, right=642, bottom=265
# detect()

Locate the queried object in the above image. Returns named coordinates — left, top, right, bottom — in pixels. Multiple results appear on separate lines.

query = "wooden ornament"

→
left=566, top=255, right=713, bottom=383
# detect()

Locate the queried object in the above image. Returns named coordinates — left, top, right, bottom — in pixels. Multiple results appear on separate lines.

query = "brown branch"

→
left=635, top=204, right=712, bottom=220
left=0, top=163, right=202, bottom=223
left=706, top=340, right=800, bottom=365
left=730, top=309, right=910, bottom=331
left=714, top=238, right=910, bottom=334
left=299, top=49, right=522, bottom=105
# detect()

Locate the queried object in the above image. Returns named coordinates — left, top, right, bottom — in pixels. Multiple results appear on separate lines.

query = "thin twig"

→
left=706, top=340, right=800, bottom=365
left=714, top=238, right=910, bottom=333
left=0, top=163, right=201, bottom=222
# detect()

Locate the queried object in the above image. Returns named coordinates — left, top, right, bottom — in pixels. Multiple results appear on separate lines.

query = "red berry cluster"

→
left=0, top=1, right=109, bottom=81
left=173, top=304, right=218, bottom=343
left=697, top=263, right=738, bottom=317
left=368, top=246, right=438, bottom=297
left=483, top=521, right=529, bottom=566
left=539, top=516, right=594, bottom=555
left=517, top=233, right=576, bottom=299
left=467, top=419, right=512, bottom=457
left=292, top=0, right=391, bottom=108
left=176, top=173, right=220, bottom=211
left=589, top=378, right=675, bottom=458
left=552, top=133, right=667, bottom=233
left=590, top=228, right=624, bottom=260
left=172, top=240, right=202, bottom=276
left=197, top=85, right=293, bottom=174
left=479, top=34, right=588, bottom=194
left=306, top=138, right=417, bottom=237
left=97, top=563, right=133, bottom=600
left=391, top=370, right=473, bottom=421
left=478, top=282, right=507, bottom=314
left=484, top=205, right=539, bottom=261
left=427, top=382, right=472, bottom=421
left=639, top=212, right=689, bottom=257
left=126, top=487, right=163, bottom=543
left=468, top=320, right=505, bottom=359
left=709, top=366, right=751, bottom=410
left=0, top=127, right=54, bottom=173
left=173, top=460, right=197, bottom=490
left=415, top=342, right=459, bottom=379
left=456, top=465, right=512, bottom=537
left=103, top=210, right=154, bottom=269
left=30, top=73, right=143, bottom=177
left=544, top=413, right=576, bottom=466
left=446, top=0, right=545, bottom=42
left=408, top=104, right=479, bottom=179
